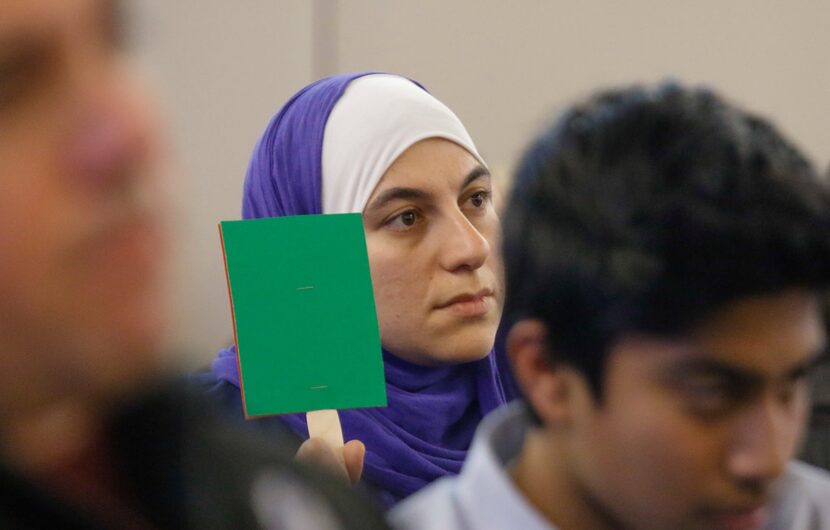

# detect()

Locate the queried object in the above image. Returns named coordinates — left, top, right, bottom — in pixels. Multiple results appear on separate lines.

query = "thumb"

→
left=342, top=439, right=366, bottom=486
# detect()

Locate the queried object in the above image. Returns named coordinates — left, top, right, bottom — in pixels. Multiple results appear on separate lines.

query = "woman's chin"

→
left=413, top=339, right=496, bottom=366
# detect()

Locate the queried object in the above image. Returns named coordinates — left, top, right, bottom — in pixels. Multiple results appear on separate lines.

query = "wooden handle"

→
left=306, top=409, right=344, bottom=448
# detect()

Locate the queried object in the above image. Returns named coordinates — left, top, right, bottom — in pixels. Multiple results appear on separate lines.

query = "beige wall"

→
left=135, top=1, right=830, bottom=367
left=134, top=1, right=314, bottom=366
left=333, top=1, right=830, bottom=175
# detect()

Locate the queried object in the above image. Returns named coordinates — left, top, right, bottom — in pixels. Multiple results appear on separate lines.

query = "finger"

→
left=342, top=439, right=365, bottom=486
left=294, top=437, right=349, bottom=484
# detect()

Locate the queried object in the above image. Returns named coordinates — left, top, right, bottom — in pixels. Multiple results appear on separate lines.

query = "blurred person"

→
left=800, top=360, right=830, bottom=470
left=198, top=72, right=507, bottom=508
left=0, top=1, right=389, bottom=528
left=392, top=83, right=830, bottom=530
left=799, top=169, right=830, bottom=472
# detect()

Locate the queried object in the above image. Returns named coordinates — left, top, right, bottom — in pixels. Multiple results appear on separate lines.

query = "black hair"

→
left=503, top=82, right=830, bottom=398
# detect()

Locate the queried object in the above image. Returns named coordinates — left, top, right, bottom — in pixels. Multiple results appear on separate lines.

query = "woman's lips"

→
left=436, top=289, right=494, bottom=317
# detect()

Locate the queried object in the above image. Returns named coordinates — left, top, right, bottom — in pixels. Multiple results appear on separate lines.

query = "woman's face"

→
left=362, top=138, right=504, bottom=365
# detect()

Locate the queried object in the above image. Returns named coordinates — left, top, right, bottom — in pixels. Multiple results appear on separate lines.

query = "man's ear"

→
left=507, top=319, right=574, bottom=426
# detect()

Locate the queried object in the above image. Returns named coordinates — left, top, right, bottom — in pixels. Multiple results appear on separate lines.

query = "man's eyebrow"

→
left=670, top=347, right=830, bottom=385
left=786, top=347, right=829, bottom=381
left=0, top=31, right=42, bottom=58
left=672, top=358, right=760, bottom=384
left=460, top=165, right=490, bottom=190
left=365, top=187, right=430, bottom=213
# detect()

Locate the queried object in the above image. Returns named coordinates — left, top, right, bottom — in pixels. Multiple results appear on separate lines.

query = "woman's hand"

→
left=295, top=437, right=365, bottom=486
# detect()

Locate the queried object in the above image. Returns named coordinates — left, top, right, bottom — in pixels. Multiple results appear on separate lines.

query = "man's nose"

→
left=725, top=396, right=799, bottom=486
left=66, top=61, right=154, bottom=194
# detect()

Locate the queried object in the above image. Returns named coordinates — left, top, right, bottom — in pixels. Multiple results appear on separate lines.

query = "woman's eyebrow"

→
left=365, top=165, right=490, bottom=213
left=365, top=187, right=430, bottom=213
left=460, top=165, right=491, bottom=190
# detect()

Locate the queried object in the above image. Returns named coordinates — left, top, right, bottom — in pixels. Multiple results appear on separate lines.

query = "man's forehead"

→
left=611, top=334, right=826, bottom=394
left=0, top=0, right=111, bottom=35
left=685, top=291, right=826, bottom=363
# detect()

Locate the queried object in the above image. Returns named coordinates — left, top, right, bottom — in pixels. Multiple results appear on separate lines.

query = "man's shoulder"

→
left=389, top=476, right=462, bottom=530
left=116, top=383, right=389, bottom=530
left=783, top=460, right=830, bottom=499
left=770, top=461, right=830, bottom=529
left=391, top=402, right=537, bottom=530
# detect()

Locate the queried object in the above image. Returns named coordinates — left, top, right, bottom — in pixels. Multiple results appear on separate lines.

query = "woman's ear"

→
left=507, top=319, right=574, bottom=426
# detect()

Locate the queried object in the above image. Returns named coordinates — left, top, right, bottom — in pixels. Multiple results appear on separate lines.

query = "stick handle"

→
left=306, top=409, right=344, bottom=448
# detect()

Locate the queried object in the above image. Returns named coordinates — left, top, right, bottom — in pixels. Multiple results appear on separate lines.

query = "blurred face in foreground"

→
left=0, top=0, right=167, bottom=417
left=517, top=289, right=824, bottom=530
left=362, top=138, right=504, bottom=366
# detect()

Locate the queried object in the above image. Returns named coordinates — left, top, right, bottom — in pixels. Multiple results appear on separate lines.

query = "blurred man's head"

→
left=504, top=84, right=830, bottom=530
left=0, top=0, right=167, bottom=419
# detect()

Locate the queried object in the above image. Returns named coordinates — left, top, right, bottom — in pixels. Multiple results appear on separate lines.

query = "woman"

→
left=204, top=72, right=507, bottom=508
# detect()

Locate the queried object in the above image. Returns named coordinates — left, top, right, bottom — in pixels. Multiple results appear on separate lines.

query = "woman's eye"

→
left=465, top=190, right=492, bottom=209
left=386, top=210, right=421, bottom=231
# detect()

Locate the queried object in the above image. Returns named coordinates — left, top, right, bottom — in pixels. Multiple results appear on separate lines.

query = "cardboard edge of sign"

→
left=219, top=222, right=252, bottom=419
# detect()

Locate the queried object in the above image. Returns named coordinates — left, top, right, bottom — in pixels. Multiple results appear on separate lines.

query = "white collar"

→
left=453, top=402, right=556, bottom=530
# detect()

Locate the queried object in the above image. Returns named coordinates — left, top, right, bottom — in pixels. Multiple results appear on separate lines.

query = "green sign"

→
left=220, top=214, right=387, bottom=417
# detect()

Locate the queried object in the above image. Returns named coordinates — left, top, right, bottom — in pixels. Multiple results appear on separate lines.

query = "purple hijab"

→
left=211, top=72, right=506, bottom=508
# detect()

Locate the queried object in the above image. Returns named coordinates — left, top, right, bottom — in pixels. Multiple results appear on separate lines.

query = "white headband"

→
left=321, top=74, right=486, bottom=214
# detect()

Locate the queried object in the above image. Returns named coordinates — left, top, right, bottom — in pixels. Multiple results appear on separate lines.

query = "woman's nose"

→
left=438, top=211, right=491, bottom=272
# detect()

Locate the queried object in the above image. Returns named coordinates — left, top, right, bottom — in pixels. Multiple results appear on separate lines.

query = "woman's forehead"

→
left=374, top=138, right=484, bottom=192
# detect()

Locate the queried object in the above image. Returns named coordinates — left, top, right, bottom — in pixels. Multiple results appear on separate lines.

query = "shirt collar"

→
left=453, top=402, right=556, bottom=530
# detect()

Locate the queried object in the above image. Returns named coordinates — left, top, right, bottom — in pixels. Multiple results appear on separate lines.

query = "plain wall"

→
left=134, top=1, right=830, bottom=366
